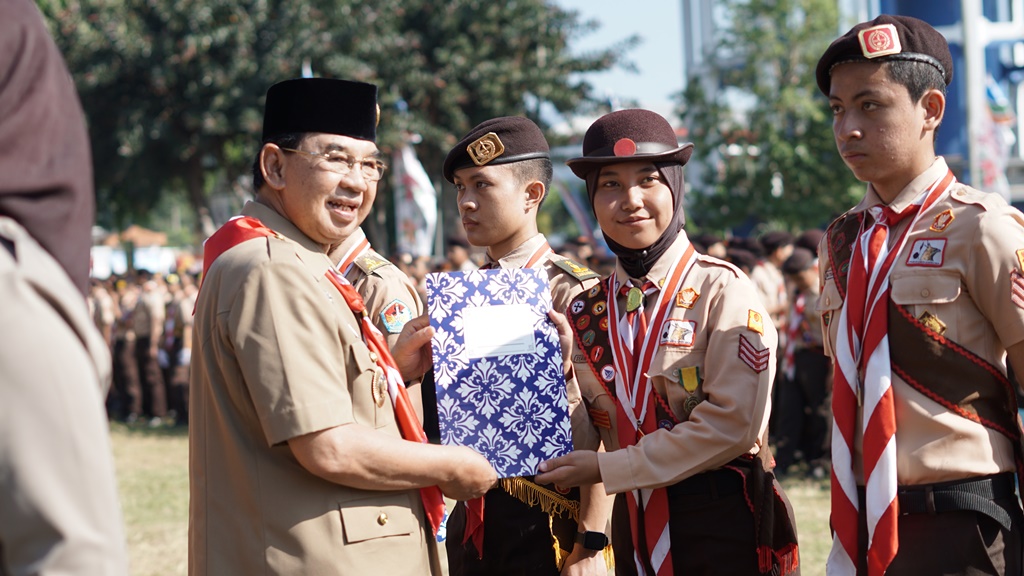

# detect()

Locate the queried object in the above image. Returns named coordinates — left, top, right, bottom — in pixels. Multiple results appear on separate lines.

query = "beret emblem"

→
left=612, top=138, right=637, bottom=157
left=467, top=132, right=505, bottom=166
left=858, top=24, right=902, bottom=59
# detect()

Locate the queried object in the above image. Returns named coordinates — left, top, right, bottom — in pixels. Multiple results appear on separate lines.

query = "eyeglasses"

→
left=280, top=147, right=387, bottom=182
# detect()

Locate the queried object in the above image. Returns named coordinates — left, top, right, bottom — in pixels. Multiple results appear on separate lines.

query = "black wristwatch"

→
left=575, top=530, right=609, bottom=551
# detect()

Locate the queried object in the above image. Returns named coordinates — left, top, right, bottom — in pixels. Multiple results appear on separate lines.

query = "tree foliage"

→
left=39, top=0, right=635, bottom=244
left=678, top=0, right=860, bottom=234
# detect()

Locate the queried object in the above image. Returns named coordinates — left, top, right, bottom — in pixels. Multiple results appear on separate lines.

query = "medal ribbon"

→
left=829, top=169, right=954, bottom=576
left=606, top=240, right=696, bottom=576
left=325, top=268, right=445, bottom=537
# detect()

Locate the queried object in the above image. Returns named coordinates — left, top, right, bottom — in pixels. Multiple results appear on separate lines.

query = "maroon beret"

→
left=816, top=14, right=952, bottom=95
left=262, top=78, right=378, bottom=142
left=443, top=116, right=550, bottom=182
left=565, top=109, right=694, bottom=179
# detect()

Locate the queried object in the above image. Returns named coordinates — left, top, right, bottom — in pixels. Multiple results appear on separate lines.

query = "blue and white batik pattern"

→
left=427, top=268, right=573, bottom=478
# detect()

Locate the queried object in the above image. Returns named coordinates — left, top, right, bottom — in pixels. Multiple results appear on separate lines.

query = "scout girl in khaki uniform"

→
left=537, top=109, right=798, bottom=576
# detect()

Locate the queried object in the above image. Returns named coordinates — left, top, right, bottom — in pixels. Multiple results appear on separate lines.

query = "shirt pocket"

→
left=649, top=346, right=706, bottom=421
left=350, top=344, right=396, bottom=430
left=338, top=492, right=418, bottom=544
left=890, top=270, right=962, bottom=341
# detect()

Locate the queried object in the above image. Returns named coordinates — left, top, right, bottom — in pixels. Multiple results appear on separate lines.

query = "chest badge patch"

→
left=917, top=311, right=947, bottom=335
left=661, top=319, right=696, bottom=347
left=600, top=364, right=616, bottom=382
left=747, top=309, right=765, bottom=335
left=676, top=287, right=700, bottom=309
left=906, top=238, right=946, bottom=267
left=380, top=299, right=413, bottom=334
left=929, top=209, right=955, bottom=232
left=739, top=335, right=770, bottom=373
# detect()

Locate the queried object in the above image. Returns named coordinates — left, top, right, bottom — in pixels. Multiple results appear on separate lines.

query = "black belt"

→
left=667, top=467, right=745, bottom=498
left=897, top=472, right=1019, bottom=531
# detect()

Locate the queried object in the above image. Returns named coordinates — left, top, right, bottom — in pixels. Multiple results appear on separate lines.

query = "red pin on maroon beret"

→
left=565, top=109, right=694, bottom=179
left=816, top=14, right=953, bottom=95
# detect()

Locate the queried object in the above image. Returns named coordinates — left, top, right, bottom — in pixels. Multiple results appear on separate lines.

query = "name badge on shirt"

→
left=661, top=319, right=696, bottom=347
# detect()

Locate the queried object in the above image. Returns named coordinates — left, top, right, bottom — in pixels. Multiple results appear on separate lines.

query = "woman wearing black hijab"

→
left=537, top=109, right=799, bottom=575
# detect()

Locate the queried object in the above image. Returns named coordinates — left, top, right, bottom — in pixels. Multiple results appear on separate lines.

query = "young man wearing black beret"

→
left=817, top=14, right=1024, bottom=575
left=437, top=116, right=611, bottom=576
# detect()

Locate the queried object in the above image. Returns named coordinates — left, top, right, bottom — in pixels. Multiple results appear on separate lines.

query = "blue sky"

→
left=555, top=0, right=685, bottom=119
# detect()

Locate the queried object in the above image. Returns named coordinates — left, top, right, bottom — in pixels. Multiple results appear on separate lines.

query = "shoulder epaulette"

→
left=353, top=251, right=394, bottom=277
left=552, top=258, right=600, bottom=282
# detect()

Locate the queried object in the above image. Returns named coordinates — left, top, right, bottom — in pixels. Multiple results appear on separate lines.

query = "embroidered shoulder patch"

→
left=738, top=335, right=770, bottom=373
left=354, top=252, right=393, bottom=276
left=660, top=319, right=696, bottom=347
left=553, top=258, right=600, bottom=282
left=588, top=408, right=612, bottom=430
left=380, top=299, right=413, bottom=334
left=905, top=239, right=946, bottom=267
left=1016, top=249, right=1024, bottom=273
left=1012, top=271, right=1024, bottom=310
left=747, top=309, right=765, bottom=335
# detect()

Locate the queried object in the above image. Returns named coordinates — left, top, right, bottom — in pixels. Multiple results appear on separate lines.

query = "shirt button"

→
left=369, top=351, right=379, bottom=363
left=921, top=289, right=931, bottom=297
left=377, top=512, right=388, bottom=526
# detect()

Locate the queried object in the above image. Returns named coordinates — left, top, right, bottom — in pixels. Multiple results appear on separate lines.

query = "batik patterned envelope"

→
left=427, top=268, right=573, bottom=478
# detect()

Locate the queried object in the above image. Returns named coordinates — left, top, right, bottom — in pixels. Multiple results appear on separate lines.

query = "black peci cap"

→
left=443, top=116, right=550, bottom=182
left=262, top=78, right=379, bottom=142
left=759, top=230, right=794, bottom=254
left=565, top=109, right=693, bottom=179
left=816, top=14, right=953, bottom=95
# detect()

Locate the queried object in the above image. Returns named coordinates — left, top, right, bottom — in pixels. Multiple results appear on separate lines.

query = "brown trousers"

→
left=856, top=480, right=1023, bottom=575
left=612, top=468, right=760, bottom=576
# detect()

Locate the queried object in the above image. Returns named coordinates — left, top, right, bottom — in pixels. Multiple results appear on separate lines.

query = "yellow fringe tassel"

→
left=497, top=477, right=580, bottom=520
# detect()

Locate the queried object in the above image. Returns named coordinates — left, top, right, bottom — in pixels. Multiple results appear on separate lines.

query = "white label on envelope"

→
left=464, top=304, right=537, bottom=358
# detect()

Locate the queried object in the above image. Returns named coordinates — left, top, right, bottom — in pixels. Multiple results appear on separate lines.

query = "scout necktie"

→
left=607, top=242, right=696, bottom=576
left=325, top=269, right=446, bottom=537
left=829, top=169, right=954, bottom=576
left=462, top=240, right=553, bottom=557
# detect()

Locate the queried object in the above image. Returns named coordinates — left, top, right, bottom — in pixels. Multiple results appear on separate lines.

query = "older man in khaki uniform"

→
left=436, top=116, right=609, bottom=576
left=188, top=78, right=496, bottom=576
left=816, top=15, right=1024, bottom=575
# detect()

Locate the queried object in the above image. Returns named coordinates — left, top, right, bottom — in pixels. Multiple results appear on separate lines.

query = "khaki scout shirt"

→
left=483, top=233, right=601, bottom=449
left=189, top=202, right=436, bottom=576
left=0, top=217, right=128, bottom=576
left=574, top=234, right=778, bottom=493
left=817, top=157, right=1024, bottom=485
left=750, top=259, right=788, bottom=330
left=330, top=228, right=424, bottom=350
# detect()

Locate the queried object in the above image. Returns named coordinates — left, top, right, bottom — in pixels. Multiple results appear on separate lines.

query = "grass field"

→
left=110, top=424, right=833, bottom=575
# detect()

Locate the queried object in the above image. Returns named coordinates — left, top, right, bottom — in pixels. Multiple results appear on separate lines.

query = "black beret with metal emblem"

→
left=262, top=78, right=379, bottom=142
left=816, top=14, right=953, bottom=96
left=443, top=116, right=550, bottom=183
left=565, top=109, right=694, bottom=179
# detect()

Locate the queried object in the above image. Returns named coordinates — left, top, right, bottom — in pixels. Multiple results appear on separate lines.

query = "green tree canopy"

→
left=678, top=0, right=860, bottom=235
left=40, top=0, right=636, bottom=245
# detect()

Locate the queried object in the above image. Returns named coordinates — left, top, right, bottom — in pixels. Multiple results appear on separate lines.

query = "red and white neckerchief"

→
left=782, top=292, right=805, bottom=381
left=828, top=169, right=955, bottom=576
left=324, top=269, right=446, bottom=537
left=463, top=238, right=552, bottom=557
left=607, top=239, right=697, bottom=576
left=336, top=228, right=371, bottom=276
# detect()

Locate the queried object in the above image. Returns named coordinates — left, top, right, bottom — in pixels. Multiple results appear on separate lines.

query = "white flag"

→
left=392, top=144, right=437, bottom=257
